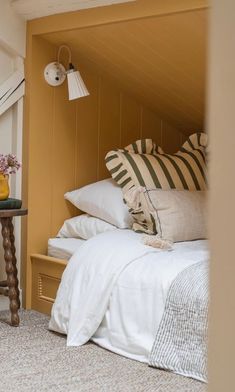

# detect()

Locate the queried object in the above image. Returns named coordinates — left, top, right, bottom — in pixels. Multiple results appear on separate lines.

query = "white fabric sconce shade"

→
left=44, top=45, right=89, bottom=101
left=67, top=69, right=89, bottom=100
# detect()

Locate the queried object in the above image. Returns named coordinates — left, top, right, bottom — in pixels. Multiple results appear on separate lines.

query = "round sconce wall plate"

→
left=44, top=62, right=66, bottom=87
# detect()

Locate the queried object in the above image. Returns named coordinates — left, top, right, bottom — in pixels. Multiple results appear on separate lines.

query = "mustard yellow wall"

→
left=28, top=35, right=183, bottom=242
left=43, top=8, right=207, bottom=133
left=23, top=0, right=208, bottom=307
left=23, top=35, right=183, bottom=306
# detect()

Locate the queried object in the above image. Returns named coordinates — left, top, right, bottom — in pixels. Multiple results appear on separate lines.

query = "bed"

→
left=47, top=233, right=208, bottom=367
left=33, top=133, right=209, bottom=382
left=49, top=230, right=209, bottom=382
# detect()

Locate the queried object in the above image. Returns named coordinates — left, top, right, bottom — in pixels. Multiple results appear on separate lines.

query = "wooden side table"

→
left=0, top=209, right=28, bottom=326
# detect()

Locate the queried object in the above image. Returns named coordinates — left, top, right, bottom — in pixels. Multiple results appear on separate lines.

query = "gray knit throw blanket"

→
left=149, top=261, right=209, bottom=383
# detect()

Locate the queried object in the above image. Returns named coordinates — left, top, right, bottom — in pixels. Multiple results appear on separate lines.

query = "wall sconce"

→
left=44, top=45, right=89, bottom=100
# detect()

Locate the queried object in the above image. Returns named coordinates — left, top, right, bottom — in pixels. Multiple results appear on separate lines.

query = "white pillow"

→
left=57, top=214, right=117, bottom=240
left=64, top=179, right=133, bottom=228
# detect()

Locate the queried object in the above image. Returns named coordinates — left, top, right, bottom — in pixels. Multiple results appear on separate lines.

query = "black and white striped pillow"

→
left=105, top=132, right=208, bottom=234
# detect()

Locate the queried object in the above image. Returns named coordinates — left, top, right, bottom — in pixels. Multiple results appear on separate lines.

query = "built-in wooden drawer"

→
left=31, top=254, right=66, bottom=315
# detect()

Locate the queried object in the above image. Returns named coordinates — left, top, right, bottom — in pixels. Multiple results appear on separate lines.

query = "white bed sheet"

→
left=49, top=230, right=208, bottom=364
left=48, top=238, right=85, bottom=260
left=92, top=239, right=208, bottom=363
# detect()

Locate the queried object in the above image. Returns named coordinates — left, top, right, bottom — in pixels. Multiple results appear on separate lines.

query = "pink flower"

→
left=0, top=153, right=21, bottom=175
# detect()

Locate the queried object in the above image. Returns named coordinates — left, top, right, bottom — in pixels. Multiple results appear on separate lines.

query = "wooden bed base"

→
left=31, top=254, right=66, bottom=315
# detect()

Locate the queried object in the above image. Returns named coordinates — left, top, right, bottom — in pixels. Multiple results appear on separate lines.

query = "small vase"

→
left=0, top=173, right=10, bottom=201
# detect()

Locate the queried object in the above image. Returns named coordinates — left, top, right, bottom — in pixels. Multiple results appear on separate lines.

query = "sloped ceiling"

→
left=43, top=8, right=207, bottom=134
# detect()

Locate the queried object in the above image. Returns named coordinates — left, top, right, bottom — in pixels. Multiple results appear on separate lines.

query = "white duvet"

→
left=49, top=230, right=208, bottom=362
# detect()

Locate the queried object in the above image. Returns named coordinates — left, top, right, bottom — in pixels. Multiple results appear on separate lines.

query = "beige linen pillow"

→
left=136, top=188, right=207, bottom=245
left=106, top=132, right=208, bottom=234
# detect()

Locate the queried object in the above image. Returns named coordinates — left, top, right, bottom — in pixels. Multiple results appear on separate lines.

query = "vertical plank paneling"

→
left=141, top=107, right=162, bottom=145
left=51, top=81, right=77, bottom=236
left=76, top=68, right=99, bottom=188
left=27, top=48, right=184, bottom=245
left=25, top=37, right=184, bottom=310
left=162, top=120, right=182, bottom=152
left=25, top=36, right=55, bottom=307
left=120, top=94, right=141, bottom=146
left=98, top=78, right=120, bottom=179
left=28, top=36, right=55, bottom=255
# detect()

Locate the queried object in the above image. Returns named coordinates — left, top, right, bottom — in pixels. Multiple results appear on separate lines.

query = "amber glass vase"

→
left=0, top=173, right=10, bottom=200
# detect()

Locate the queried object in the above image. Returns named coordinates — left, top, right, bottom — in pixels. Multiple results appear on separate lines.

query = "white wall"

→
left=11, top=0, right=135, bottom=20
left=0, top=0, right=26, bottom=57
left=0, top=1, right=26, bottom=288
left=0, top=49, right=14, bottom=156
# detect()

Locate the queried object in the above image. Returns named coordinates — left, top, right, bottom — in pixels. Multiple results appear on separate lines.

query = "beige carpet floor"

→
left=0, top=310, right=207, bottom=392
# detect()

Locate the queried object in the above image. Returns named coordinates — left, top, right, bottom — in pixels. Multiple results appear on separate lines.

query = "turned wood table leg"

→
left=0, top=217, right=20, bottom=326
left=9, top=219, right=21, bottom=309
